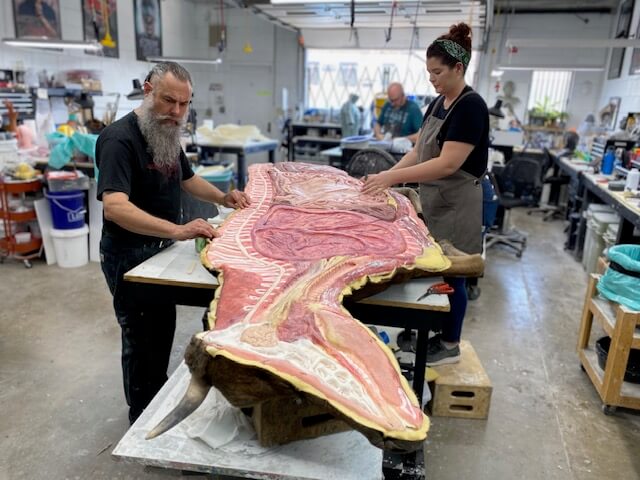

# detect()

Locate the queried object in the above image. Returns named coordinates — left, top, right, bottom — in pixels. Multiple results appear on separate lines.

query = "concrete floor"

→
left=1, top=210, right=639, bottom=480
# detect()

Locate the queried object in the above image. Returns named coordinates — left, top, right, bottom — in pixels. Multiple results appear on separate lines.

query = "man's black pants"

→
left=100, top=235, right=176, bottom=424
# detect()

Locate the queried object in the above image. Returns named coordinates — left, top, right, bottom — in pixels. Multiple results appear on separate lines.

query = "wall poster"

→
left=13, top=0, right=62, bottom=39
left=134, top=0, right=162, bottom=61
left=82, top=0, right=119, bottom=58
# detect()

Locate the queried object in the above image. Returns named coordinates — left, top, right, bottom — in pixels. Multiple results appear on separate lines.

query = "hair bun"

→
left=448, top=22, right=472, bottom=51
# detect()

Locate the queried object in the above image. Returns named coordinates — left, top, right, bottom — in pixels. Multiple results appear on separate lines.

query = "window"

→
left=338, top=63, right=357, bottom=86
left=527, top=70, right=573, bottom=114
left=305, top=49, right=480, bottom=110
left=307, top=62, right=320, bottom=85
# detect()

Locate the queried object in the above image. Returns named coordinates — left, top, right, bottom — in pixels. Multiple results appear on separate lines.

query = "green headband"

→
left=434, top=39, right=470, bottom=68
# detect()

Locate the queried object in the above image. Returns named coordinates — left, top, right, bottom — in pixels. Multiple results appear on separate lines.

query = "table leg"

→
left=413, top=329, right=428, bottom=403
left=616, top=218, right=635, bottom=244
left=268, top=149, right=275, bottom=164
left=237, top=153, right=246, bottom=191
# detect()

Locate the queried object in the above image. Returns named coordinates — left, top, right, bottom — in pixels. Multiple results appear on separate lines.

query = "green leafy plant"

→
left=529, top=96, right=568, bottom=126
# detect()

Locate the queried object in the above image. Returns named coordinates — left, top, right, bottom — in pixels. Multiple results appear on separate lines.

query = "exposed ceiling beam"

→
left=506, top=38, right=640, bottom=48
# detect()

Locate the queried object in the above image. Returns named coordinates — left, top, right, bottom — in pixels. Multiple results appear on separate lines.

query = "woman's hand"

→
left=361, top=171, right=395, bottom=195
left=223, top=190, right=251, bottom=209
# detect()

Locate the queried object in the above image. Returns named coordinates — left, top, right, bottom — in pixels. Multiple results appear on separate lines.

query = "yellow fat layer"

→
left=204, top=345, right=430, bottom=441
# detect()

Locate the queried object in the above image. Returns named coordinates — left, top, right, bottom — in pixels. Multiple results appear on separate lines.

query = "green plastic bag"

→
left=597, top=244, right=640, bottom=311
left=47, top=132, right=98, bottom=169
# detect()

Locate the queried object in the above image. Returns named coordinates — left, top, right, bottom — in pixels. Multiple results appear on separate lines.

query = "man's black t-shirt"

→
left=423, top=86, right=489, bottom=178
left=96, top=111, right=194, bottom=244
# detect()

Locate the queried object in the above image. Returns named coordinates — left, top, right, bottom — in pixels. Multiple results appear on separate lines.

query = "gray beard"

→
left=137, top=96, right=184, bottom=174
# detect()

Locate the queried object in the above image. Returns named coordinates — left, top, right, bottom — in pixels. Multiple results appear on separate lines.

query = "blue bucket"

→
left=45, top=190, right=86, bottom=230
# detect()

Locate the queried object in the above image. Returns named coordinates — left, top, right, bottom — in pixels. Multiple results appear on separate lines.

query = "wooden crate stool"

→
left=251, top=395, right=351, bottom=447
left=429, top=340, right=492, bottom=419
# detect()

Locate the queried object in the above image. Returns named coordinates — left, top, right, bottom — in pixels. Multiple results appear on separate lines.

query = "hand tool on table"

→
left=415, top=282, right=454, bottom=302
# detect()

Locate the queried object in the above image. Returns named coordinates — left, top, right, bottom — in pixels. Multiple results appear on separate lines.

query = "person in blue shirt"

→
left=374, top=83, right=423, bottom=143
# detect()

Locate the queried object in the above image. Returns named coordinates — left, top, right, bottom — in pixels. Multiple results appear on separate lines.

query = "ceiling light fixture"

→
left=497, top=66, right=604, bottom=72
left=2, top=37, right=102, bottom=50
left=146, top=56, right=222, bottom=65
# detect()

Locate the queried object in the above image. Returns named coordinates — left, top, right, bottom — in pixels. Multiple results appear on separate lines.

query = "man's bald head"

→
left=387, top=83, right=406, bottom=109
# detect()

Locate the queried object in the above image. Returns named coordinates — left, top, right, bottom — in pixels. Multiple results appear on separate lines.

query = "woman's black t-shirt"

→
left=422, top=86, right=489, bottom=178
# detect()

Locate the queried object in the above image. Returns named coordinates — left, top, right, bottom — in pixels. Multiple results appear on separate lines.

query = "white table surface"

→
left=112, top=362, right=383, bottom=479
left=125, top=241, right=449, bottom=311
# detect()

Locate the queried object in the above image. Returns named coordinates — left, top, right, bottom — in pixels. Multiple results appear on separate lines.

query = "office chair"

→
left=486, top=157, right=543, bottom=257
left=527, top=148, right=571, bottom=221
left=345, top=147, right=397, bottom=178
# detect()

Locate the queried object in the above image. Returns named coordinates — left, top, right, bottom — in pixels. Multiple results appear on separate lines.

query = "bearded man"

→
left=97, top=62, right=250, bottom=424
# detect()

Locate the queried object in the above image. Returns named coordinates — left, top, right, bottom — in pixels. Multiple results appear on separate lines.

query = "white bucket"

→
left=50, top=224, right=89, bottom=268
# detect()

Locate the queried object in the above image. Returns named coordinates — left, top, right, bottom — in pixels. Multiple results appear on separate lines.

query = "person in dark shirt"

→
left=363, top=23, right=489, bottom=366
left=97, top=61, right=250, bottom=424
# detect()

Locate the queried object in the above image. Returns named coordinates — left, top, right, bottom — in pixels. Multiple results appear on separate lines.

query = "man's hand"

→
left=223, top=190, right=251, bottom=209
left=361, top=171, right=394, bottom=195
left=174, top=218, right=218, bottom=241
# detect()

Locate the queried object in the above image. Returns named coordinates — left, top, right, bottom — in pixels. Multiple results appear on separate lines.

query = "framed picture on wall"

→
left=82, top=0, right=119, bottom=58
left=601, top=97, right=621, bottom=130
left=630, top=19, right=640, bottom=75
left=134, top=0, right=162, bottom=61
left=615, top=0, right=635, bottom=38
left=608, top=48, right=625, bottom=79
left=12, top=0, right=62, bottom=39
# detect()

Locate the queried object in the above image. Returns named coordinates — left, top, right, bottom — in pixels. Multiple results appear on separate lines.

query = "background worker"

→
left=363, top=23, right=489, bottom=366
left=373, top=82, right=423, bottom=143
left=97, top=61, right=250, bottom=423
left=340, top=93, right=361, bottom=138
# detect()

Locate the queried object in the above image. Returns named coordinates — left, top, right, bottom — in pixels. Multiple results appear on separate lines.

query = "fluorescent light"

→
left=146, top=56, right=222, bottom=65
left=490, top=70, right=504, bottom=77
left=497, top=66, right=604, bottom=72
left=505, top=38, right=640, bottom=48
left=2, top=37, right=102, bottom=50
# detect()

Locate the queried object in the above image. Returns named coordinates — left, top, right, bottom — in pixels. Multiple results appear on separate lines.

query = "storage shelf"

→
left=0, top=208, right=37, bottom=222
left=577, top=274, right=640, bottom=412
left=0, top=179, right=42, bottom=194
left=592, top=295, right=640, bottom=348
left=580, top=348, right=640, bottom=405
left=293, top=136, right=341, bottom=143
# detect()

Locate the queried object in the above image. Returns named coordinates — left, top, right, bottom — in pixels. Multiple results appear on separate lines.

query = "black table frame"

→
left=198, top=142, right=278, bottom=190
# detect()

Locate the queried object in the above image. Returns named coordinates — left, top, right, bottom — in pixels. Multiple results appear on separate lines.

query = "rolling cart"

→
left=0, top=178, right=43, bottom=268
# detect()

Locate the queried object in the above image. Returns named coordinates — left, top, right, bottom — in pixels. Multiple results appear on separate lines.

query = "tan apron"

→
left=417, top=92, right=483, bottom=254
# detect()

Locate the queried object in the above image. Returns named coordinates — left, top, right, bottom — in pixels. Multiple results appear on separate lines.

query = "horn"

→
left=146, top=374, right=211, bottom=440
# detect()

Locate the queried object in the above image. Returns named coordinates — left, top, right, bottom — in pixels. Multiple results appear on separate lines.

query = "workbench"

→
left=554, top=155, right=640, bottom=257
left=120, top=239, right=450, bottom=479
left=189, top=137, right=279, bottom=190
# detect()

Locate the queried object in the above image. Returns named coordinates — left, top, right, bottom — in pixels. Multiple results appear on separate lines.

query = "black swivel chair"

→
left=527, top=147, right=571, bottom=221
left=486, top=156, right=543, bottom=257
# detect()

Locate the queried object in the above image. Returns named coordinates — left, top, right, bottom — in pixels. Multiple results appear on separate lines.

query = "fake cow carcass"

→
left=147, top=163, right=477, bottom=452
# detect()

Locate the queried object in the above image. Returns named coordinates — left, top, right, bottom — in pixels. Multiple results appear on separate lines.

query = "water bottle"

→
left=601, top=147, right=615, bottom=175
left=626, top=168, right=640, bottom=192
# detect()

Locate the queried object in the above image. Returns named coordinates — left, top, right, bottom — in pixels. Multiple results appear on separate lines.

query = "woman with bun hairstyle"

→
left=363, top=22, right=489, bottom=365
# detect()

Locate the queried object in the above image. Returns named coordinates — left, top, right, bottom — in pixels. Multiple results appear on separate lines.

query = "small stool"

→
left=429, top=340, right=492, bottom=419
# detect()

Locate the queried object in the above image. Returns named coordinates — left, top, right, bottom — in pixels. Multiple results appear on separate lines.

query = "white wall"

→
left=0, top=0, right=303, bottom=149
left=598, top=1, right=640, bottom=129
left=476, top=12, right=613, bottom=129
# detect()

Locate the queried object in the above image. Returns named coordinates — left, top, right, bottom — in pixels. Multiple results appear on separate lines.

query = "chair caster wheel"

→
left=602, top=404, right=616, bottom=415
left=516, top=251, right=523, bottom=258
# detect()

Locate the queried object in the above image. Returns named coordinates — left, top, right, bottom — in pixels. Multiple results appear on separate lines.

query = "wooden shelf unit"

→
left=577, top=273, right=640, bottom=414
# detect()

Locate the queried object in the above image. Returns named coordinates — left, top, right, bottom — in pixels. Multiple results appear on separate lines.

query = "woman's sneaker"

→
left=426, top=341, right=461, bottom=366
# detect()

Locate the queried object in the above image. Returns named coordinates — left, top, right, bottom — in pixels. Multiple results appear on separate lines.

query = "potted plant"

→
left=528, top=96, right=561, bottom=127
